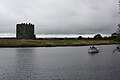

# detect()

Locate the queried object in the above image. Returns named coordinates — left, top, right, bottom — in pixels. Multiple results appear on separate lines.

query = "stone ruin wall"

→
left=16, top=23, right=35, bottom=39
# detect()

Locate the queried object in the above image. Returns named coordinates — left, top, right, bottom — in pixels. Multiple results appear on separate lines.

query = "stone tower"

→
left=16, top=23, right=35, bottom=39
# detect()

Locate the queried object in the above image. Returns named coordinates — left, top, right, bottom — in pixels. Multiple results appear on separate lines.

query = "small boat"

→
left=88, top=46, right=99, bottom=53
left=116, top=45, right=120, bottom=51
left=113, top=45, right=120, bottom=53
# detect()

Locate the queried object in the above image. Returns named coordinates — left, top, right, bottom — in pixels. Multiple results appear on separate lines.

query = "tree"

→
left=78, top=36, right=83, bottom=39
left=116, top=1, right=120, bottom=42
left=118, top=0, right=120, bottom=13
left=94, top=34, right=102, bottom=39
left=111, top=32, right=117, bottom=39
left=116, top=24, right=120, bottom=42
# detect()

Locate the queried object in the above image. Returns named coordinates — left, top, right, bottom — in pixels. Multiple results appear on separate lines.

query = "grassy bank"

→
left=0, top=39, right=117, bottom=47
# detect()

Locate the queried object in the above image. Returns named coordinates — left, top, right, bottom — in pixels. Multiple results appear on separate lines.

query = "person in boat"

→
left=90, top=46, right=97, bottom=49
left=116, top=46, right=120, bottom=50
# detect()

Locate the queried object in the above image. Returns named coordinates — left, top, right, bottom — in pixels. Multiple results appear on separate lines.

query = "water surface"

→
left=0, top=45, right=120, bottom=80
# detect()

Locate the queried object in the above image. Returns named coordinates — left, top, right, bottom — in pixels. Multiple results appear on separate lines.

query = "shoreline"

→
left=0, top=39, right=118, bottom=48
left=0, top=44, right=117, bottom=48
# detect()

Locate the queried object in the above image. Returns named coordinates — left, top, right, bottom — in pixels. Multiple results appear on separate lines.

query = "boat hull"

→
left=88, top=48, right=99, bottom=53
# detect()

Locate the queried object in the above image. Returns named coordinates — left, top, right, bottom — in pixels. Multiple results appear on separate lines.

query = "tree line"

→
left=78, top=33, right=116, bottom=40
left=78, top=24, right=120, bottom=41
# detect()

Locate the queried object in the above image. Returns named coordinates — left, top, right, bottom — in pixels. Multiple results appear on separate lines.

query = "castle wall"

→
left=16, top=23, right=35, bottom=39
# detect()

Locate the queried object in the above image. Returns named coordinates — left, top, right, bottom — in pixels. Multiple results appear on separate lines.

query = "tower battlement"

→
left=17, top=23, right=34, bottom=26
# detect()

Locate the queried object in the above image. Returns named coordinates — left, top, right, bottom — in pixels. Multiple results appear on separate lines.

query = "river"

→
left=0, top=45, right=120, bottom=80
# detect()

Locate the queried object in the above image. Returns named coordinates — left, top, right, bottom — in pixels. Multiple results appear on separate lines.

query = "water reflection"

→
left=15, top=48, right=36, bottom=80
left=88, top=52, right=99, bottom=55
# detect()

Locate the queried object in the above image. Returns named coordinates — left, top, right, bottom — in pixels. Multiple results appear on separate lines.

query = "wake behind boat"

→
left=88, top=46, right=99, bottom=53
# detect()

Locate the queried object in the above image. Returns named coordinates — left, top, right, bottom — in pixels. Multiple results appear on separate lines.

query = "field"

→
left=0, top=39, right=117, bottom=47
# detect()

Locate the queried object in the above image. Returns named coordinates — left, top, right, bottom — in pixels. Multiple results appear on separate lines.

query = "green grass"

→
left=0, top=39, right=117, bottom=47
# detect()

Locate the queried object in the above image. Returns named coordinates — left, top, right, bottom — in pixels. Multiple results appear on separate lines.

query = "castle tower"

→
left=16, top=23, right=36, bottom=39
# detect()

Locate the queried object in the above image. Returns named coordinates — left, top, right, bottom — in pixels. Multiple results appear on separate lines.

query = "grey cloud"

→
left=0, top=0, right=119, bottom=34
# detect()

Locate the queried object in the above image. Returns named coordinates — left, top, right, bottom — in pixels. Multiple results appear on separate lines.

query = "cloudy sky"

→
left=0, top=0, right=119, bottom=34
